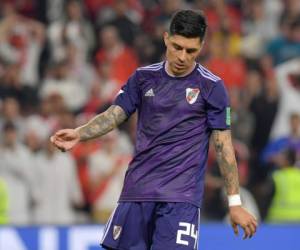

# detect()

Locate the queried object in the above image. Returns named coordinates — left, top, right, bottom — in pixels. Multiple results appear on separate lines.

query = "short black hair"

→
left=169, top=10, right=207, bottom=41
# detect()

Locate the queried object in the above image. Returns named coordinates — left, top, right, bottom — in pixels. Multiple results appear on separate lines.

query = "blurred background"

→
left=0, top=0, right=299, bottom=249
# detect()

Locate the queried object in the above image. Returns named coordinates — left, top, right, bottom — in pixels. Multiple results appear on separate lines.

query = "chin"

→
left=175, top=67, right=187, bottom=74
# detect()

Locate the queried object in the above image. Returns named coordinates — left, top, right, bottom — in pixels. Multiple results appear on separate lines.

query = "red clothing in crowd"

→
left=96, top=46, right=138, bottom=87
left=206, top=57, right=246, bottom=89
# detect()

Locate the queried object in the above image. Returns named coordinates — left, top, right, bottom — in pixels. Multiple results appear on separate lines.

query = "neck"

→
left=165, top=61, right=196, bottom=77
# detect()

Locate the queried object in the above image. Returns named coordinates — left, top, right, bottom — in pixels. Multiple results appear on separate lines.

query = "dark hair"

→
left=3, top=121, right=16, bottom=131
left=169, top=10, right=207, bottom=41
left=290, top=15, right=300, bottom=30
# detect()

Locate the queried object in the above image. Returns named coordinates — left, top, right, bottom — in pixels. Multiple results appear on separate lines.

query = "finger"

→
left=252, top=218, right=258, bottom=227
left=55, top=130, right=68, bottom=137
left=232, top=223, right=239, bottom=236
left=248, top=223, right=256, bottom=238
left=53, top=141, right=67, bottom=151
left=55, top=136, right=66, bottom=142
left=243, top=226, right=251, bottom=239
left=50, top=136, right=55, bottom=143
left=251, top=220, right=258, bottom=233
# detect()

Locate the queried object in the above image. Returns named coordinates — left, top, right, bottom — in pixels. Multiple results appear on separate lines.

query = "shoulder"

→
left=196, top=63, right=221, bottom=83
left=129, top=61, right=164, bottom=83
left=136, top=62, right=163, bottom=75
left=195, top=64, right=225, bottom=97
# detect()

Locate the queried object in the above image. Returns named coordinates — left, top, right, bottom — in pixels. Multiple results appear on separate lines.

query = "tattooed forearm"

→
left=76, top=105, right=127, bottom=141
left=212, top=130, right=240, bottom=195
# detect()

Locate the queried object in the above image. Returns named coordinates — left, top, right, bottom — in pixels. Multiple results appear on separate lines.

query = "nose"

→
left=178, top=50, right=187, bottom=62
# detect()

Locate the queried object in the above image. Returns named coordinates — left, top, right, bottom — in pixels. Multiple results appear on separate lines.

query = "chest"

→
left=140, top=79, right=205, bottom=115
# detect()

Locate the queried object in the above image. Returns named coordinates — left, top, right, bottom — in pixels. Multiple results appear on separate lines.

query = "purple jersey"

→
left=114, top=61, right=230, bottom=207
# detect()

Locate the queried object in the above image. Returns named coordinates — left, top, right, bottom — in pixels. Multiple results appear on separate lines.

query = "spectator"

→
left=229, top=87, right=254, bottom=146
left=83, top=60, right=121, bottom=115
left=0, top=97, right=25, bottom=140
left=95, top=25, right=138, bottom=87
left=97, top=0, right=142, bottom=46
left=39, top=60, right=88, bottom=112
left=0, top=177, right=9, bottom=224
left=0, top=63, right=38, bottom=109
left=64, top=42, right=98, bottom=95
left=47, top=0, right=95, bottom=62
left=204, top=0, right=242, bottom=34
left=0, top=121, right=36, bottom=224
left=266, top=16, right=300, bottom=65
left=33, top=138, right=83, bottom=224
left=266, top=148, right=300, bottom=223
left=205, top=31, right=246, bottom=89
left=249, top=67, right=279, bottom=184
left=262, top=112, right=300, bottom=168
left=0, top=2, right=45, bottom=87
left=270, top=58, right=300, bottom=139
left=241, top=0, right=281, bottom=59
left=88, top=131, right=131, bottom=223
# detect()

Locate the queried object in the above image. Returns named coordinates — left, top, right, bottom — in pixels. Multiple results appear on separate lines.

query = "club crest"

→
left=186, top=88, right=200, bottom=104
left=113, top=225, right=122, bottom=240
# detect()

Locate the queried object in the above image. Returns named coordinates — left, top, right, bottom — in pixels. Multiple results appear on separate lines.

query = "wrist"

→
left=74, top=127, right=82, bottom=141
left=228, top=194, right=242, bottom=207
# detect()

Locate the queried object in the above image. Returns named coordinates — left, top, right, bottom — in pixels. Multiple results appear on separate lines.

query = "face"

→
left=3, top=128, right=17, bottom=146
left=290, top=114, right=300, bottom=134
left=164, top=32, right=202, bottom=76
left=100, top=26, right=119, bottom=50
left=67, top=1, right=81, bottom=20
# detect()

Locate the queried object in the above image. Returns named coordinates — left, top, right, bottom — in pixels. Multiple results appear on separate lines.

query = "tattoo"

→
left=212, top=130, right=239, bottom=195
left=77, top=105, right=127, bottom=141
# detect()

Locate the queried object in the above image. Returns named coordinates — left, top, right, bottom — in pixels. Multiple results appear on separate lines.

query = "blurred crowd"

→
left=0, top=0, right=300, bottom=225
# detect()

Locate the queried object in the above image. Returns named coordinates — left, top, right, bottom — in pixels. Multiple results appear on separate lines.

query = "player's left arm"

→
left=212, top=129, right=258, bottom=239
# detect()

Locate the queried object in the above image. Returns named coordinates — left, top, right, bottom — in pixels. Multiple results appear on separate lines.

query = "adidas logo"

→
left=145, top=88, right=155, bottom=97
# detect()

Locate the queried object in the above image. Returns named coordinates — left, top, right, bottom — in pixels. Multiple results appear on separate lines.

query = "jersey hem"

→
left=118, top=196, right=202, bottom=208
left=101, top=243, right=127, bottom=250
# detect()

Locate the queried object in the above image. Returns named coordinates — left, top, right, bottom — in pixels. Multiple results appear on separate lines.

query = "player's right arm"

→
left=50, top=105, right=127, bottom=151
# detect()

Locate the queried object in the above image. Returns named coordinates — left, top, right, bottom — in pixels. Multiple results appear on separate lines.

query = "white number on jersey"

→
left=176, top=222, right=198, bottom=247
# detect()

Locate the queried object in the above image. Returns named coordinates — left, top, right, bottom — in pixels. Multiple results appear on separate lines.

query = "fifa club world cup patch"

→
left=113, top=225, right=122, bottom=240
left=226, top=107, right=231, bottom=126
left=186, top=88, right=200, bottom=104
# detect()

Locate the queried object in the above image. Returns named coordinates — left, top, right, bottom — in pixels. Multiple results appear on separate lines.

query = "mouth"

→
left=174, top=63, right=185, bottom=70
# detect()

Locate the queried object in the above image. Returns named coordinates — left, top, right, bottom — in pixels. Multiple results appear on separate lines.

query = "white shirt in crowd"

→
left=0, top=144, right=36, bottom=224
left=33, top=150, right=83, bottom=224
left=271, top=58, right=300, bottom=139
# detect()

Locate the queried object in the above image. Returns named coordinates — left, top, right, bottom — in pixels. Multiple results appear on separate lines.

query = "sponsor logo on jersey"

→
left=145, top=88, right=155, bottom=97
left=113, top=225, right=122, bottom=240
left=186, top=88, right=200, bottom=104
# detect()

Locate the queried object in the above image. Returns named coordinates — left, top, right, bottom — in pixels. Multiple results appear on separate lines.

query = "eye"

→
left=173, top=44, right=183, bottom=50
left=186, top=49, right=197, bottom=54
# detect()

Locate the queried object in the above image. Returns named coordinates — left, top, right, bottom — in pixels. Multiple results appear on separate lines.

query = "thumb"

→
left=55, top=129, right=69, bottom=137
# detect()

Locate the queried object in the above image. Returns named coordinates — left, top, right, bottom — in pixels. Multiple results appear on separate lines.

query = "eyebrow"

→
left=171, top=42, right=199, bottom=52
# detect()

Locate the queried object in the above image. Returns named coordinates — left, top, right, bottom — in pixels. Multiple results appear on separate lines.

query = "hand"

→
left=50, top=129, right=80, bottom=152
left=229, top=206, right=258, bottom=239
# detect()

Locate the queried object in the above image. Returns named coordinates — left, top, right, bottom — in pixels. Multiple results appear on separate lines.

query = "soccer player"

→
left=51, top=10, right=257, bottom=250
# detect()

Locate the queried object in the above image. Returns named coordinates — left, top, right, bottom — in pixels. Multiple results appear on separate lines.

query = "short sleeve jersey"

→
left=114, top=62, right=230, bottom=207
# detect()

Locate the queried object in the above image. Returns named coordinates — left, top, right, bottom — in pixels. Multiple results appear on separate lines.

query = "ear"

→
left=163, top=32, right=169, bottom=46
left=200, top=40, right=205, bottom=50
left=196, top=40, right=204, bottom=56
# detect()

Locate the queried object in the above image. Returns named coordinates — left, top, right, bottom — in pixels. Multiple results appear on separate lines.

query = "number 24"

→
left=176, top=222, right=198, bottom=248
